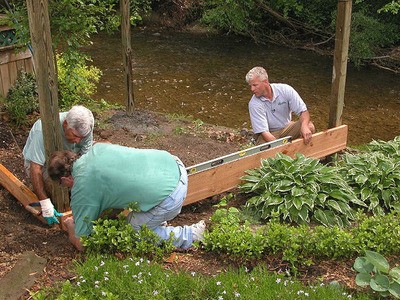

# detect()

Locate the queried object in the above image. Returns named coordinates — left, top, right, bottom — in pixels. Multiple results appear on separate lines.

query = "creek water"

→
left=85, top=27, right=400, bottom=146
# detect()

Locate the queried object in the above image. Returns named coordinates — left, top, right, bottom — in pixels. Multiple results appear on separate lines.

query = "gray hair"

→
left=245, top=66, right=269, bottom=83
left=65, top=105, right=94, bottom=137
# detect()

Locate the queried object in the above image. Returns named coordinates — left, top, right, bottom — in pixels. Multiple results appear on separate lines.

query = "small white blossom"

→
left=218, top=297, right=223, bottom=300
left=347, top=295, right=352, bottom=298
left=95, top=281, right=100, bottom=285
left=234, top=292, right=241, bottom=298
left=305, top=292, right=309, bottom=297
left=191, top=272, right=196, bottom=277
left=135, top=261, right=140, bottom=266
left=100, top=261, right=105, bottom=267
left=138, top=280, right=143, bottom=284
left=276, top=278, right=281, bottom=284
left=216, top=281, right=222, bottom=286
left=297, top=290, right=304, bottom=295
left=94, top=266, right=98, bottom=271
left=76, top=282, right=81, bottom=286
left=153, top=290, right=159, bottom=296
left=222, top=290, right=226, bottom=294
left=123, top=265, right=129, bottom=269
left=104, top=277, right=109, bottom=281
left=95, top=285, right=99, bottom=289
left=101, top=291, right=106, bottom=296
left=104, top=271, right=109, bottom=275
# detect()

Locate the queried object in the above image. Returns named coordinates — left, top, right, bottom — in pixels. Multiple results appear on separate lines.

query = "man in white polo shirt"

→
left=246, top=66, right=315, bottom=145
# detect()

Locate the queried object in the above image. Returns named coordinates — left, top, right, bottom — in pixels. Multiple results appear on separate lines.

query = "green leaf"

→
left=389, top=281, right=400, bottom=298
left=355, top=273, right=372, bottom=286
left=293, top=197, right=303, bottom=210
left=389, top=267, right=400, bottom=281
left=365, top=250, right=390, bottom=273
left=370, top=274, right=390, bottom=292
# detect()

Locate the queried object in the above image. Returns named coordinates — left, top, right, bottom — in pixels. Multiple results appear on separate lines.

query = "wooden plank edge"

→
left=184, top=125, right=348, bottom=205
left=0, top=163, right=46, bottom=224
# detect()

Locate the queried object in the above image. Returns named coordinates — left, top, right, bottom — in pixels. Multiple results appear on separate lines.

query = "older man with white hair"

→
left=246, top=66, right=315, bottom=145
left=23, top=105, right=94, bottom=225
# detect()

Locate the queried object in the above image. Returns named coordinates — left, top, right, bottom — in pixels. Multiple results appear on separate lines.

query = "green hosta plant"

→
left=240, top=153, right=366, bottom=227
left=354, top=250, right=400, bottom=298
left=366, top=136, right=400, bottom=160
left=337, top=152, right=400, bottom=216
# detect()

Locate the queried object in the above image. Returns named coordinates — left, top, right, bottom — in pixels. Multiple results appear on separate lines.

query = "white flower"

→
left=101, top=291, right=106, bottom=296
left=153, top=290, right=159, bottom=296
left=234, top=292, right=241, bottom=298
left=297, top=290, right=304, bottom=295
left=216, top=281, right=222, bottom=286
left=95, top=285, right=99, bottom=289
left=104, top=277, right=109, bottom=281
left=222, top=290, right=226, bottom=294
left=123, top=265, right=129, bottom=269
left=94, top=266, right=98, bottom=271
left=135, top=261, right=140, bottom=266
left=76, top=282, right=81, bottom=286
left=347, top=295, right=352, bottom=299
left=100, top=261, right=105, bottom=267
left=276, top=278, right=281, bottom=284
left=104, top=271, right=109, bottom=275
left=191, top=272, right=196, bottom=277
left=218, top=297, right=223, bottom=300
left=138, top=280, right=143, bottom=284
left=305, top=292, right=309, bottom=297
left=95, top=281, right=100, bottom=285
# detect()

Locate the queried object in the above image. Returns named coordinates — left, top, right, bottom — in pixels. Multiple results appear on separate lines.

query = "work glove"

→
left=40, top=198, right=64, bottom=225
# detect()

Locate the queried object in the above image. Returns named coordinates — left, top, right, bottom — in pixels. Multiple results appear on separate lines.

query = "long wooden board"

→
left=184, top=125, right=348, bottom=205
left=0, top=164, right=46, bottom=222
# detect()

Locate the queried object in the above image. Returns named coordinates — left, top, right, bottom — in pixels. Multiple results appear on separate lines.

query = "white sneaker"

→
left=192, top=220, right=206, bottom=242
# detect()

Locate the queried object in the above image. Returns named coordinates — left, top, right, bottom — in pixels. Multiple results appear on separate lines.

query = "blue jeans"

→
left=127, top=157, right=193, bottom=249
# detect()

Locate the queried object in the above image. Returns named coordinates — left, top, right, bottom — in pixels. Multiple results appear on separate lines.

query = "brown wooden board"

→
left=0, top=164, right=46, bottom=223
left=184, top=125, right=348, bottom=205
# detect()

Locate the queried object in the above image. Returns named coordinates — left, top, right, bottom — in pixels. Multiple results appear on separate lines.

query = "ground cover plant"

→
left=32, top=255, right=369, bottom=300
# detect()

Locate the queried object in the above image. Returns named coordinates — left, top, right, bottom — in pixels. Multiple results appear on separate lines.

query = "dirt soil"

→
left=0, top=108, right=359, bottom=299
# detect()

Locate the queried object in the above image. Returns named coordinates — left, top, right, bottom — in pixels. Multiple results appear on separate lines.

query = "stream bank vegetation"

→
left=32, top=135, right=400, bottom=299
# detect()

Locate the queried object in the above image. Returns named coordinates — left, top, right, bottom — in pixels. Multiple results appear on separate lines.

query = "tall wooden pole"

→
left=121, top=0, right=135, bottom=115
left=26, top=0, right=69, bottom=212
left=328, top=0, right=352, bottom=128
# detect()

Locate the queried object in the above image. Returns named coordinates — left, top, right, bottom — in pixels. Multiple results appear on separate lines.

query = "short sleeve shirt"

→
left=71, top=143, right=180, bottom=237
left=22, top=112, right=93, bottom=166
left=249, top=83, right=307, bottom=133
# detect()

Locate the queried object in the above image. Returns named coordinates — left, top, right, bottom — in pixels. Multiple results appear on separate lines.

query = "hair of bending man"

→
left=65, top=105, right=94, bottom=137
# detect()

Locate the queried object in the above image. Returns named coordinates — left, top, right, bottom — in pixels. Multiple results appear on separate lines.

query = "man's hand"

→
left=39, top=198, right=64, bottom=225
left=301, top=126, right=313, bottom=145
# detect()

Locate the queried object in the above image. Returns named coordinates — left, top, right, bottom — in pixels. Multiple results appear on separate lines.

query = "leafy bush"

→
left=4, top=71, right=38, bottom=125
left=336, top=152, right=400, bottom=216
left=240, top=153, right=366, bottom=227
left=366, top=136, right=400, bottom=160
left=203, top=207, right=266, bottom=258
left=57, top=52, right=102, bottom=110
left=354, top=250, right=400, bottom=298
left=81, top=215, right=174, bottom=260
left=351, top=212, right=400, bottom=254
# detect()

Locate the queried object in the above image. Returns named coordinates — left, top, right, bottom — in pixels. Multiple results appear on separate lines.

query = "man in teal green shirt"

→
left=48, top=143, right=205, bottom=251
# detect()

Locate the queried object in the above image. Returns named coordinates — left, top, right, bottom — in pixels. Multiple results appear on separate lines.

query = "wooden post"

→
left=121, top=0, right=135, bottom=115
left=328, top=0, right=352, bottom=128
left=26, top=0, right=69, bottom=212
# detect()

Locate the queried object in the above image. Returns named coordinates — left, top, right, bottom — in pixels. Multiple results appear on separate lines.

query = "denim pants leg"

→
left=127, top=158, right=194, bottom=249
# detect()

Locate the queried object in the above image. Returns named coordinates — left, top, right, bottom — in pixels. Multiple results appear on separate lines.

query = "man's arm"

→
left=30, top=162, right=48, bottom=200
left=259, top=131, right=277, bottom=143
left=63, top=217, right=84, bottom=251
left=299, top=110, right=313, bottom=145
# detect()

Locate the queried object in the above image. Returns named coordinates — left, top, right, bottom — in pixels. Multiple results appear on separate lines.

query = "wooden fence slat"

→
left=184, top=125, right=348, bottom=205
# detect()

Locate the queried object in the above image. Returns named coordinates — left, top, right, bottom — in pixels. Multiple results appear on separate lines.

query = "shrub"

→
left=5, top=71, right=38, bottom=125
left=240, top=153, right=366, bottom=227
left=336, top=152, right=400, bottom=216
